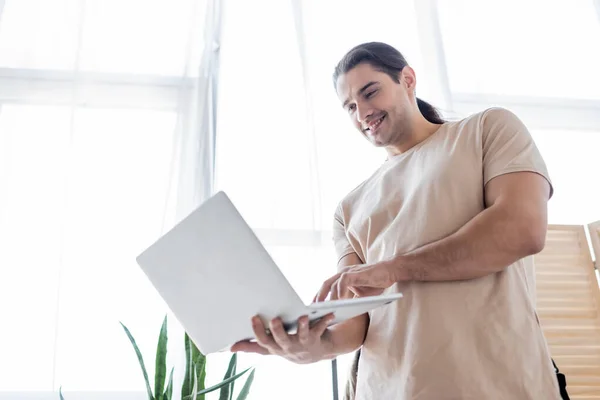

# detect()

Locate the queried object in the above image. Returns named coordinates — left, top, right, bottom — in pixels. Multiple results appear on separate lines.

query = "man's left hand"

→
left=314, top=262, right=400, bottom=302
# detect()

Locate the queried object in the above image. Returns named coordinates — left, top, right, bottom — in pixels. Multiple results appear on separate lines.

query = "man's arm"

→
left=387, top=171, right=551, bottom=282
left=324, top=252, right=369, bottom=357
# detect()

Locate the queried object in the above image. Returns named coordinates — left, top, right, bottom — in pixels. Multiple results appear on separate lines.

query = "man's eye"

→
left=365, top=90, right=377, bottom=98
left=347, top=104, right=356, bottom=113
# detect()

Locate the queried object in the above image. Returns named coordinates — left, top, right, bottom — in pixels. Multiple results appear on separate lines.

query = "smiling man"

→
left=232, top=42, right=562, bottom=400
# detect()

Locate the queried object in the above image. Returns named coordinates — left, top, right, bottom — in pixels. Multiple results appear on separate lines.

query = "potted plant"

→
left=59, top=315, right=255, bottom=400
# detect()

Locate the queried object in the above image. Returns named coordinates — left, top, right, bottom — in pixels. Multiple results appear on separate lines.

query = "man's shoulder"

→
left=451, top=106, right=516, bottom=124
left=448, top=107, right=524, bottom=141
left=458, top=107, right=522, bottom=128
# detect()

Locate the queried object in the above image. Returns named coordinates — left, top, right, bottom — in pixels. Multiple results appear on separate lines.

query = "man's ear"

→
left=401, top=66, right=417, bottom=93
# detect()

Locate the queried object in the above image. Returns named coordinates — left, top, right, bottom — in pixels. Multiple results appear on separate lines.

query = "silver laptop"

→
left=136, top=191, right=403, bottom=355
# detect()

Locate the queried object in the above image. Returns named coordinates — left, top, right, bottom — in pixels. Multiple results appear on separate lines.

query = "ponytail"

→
left=416, top=97, right=445, bottom=124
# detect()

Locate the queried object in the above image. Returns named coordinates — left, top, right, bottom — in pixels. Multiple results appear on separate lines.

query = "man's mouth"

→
left=364, top=114, right=386, bottom=134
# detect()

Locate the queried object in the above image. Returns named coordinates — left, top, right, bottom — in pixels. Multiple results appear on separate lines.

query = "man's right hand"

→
left=230, top=313, right=336, bottom=364
left=313, top=252, right=366, bottom=303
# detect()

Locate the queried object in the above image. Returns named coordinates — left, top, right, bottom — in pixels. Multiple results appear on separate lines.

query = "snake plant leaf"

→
left=120, top=321, right=154, bottom=400
left=191, top=365, right=198, bottom=400
left=236, top=369, right=255, bottom=400
left=218, top=353, right=237, bottom=400
left=182, top=334, right=192, bottom=398
left=163, top=367, right=174, bottom=400
left=184, top=367, right=252, bottom=398
left=195, top=346, right=206, bottom=399
left=183, top=333, right=207, bottom=400
left=154, top=316, right=168, bottom=400
left=198, top=359, right=207, bottom=400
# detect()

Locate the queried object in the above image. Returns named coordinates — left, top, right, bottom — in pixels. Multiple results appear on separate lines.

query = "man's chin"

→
left=364, top=130, right=388, bottom=147
left=369, top=136, right=387, bottom=147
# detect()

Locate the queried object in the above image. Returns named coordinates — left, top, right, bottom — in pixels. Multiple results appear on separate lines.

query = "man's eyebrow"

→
left=358, top=81, right=378, bottom=95
left=342, top=81, right=379, bottom=109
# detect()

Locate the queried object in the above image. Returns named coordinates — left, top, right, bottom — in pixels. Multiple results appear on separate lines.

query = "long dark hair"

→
left=333, top=42, right=445, bottom=125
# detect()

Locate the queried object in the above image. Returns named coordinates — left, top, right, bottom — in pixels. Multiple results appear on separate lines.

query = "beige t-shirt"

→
left=333, top=108, right=560, bottom=400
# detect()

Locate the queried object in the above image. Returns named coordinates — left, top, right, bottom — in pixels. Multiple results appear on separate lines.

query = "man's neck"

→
left=386, top=119, right=443, bottom=157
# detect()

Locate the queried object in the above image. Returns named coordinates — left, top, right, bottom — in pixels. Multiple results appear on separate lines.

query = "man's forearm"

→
left=320, top=314, right=368, bottom=361
left=385, top=203, right=546, bottom=282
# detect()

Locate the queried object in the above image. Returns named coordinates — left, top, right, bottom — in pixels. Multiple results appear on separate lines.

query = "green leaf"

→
left=236, top=369, right=255, bottom=400
left=182, top=334, right=192, bottom=398
left=163, top=367, right=174, bottom=400
left=191, top=365, right=198, bottom=400
left=219, top=353, right=237, bottom=400
left=154, top=316, right=168, bottom=400
left=120, top=321, right=155, bottom=400
left=59, top=386, right=65, bottom=400
left=183, top=333, right=206, bottom=400
left=184, top=367, right=253, bottom=399
left=197, top=358, right=206, bottom=400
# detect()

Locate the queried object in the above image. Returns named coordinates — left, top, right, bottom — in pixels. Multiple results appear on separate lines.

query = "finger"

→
left=315, top=281, right=333, bottom=302
left=269, top=318, right=292, bottom=350
left=337, top=272, right=353, bottom=300
left=311, top=312, right=336, bottom=337
left=316, top=273, right=342, bottom=302
left=252, top=316, right=280, bottom=352
left=330, top=278, right=341, bottom=301
left=230, top=340, right=270, bottom=355
left=331, top=279, right=353, bottom=300
left=338, top=271, right=376, bottom=298
left=297, top=315, right=310, bottom=345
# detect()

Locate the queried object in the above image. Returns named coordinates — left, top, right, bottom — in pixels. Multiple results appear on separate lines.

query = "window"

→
left=0, top=0, right=206, bottom=397
left=0, top=106, right=179, bottom=390
left=531, top=129, right=600, bottom=225
left=438, top=0, right=600, bottom=100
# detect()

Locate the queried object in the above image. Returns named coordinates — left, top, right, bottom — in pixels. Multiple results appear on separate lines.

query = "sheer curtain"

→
left=0, top=0, right=221, bottom=398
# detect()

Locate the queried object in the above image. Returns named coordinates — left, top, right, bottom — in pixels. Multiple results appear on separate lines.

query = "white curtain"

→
left=0, top=0, right=221, bottom=398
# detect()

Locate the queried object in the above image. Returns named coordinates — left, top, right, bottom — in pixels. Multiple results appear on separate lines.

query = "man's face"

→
left=336, top=63, right=413, bottom=148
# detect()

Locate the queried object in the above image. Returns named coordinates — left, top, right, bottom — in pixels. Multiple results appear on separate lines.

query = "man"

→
left=232, top=42, right=561, bottom=399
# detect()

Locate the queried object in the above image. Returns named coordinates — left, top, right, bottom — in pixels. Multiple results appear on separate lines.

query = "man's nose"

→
left=356, top=105, right=373, bottom=125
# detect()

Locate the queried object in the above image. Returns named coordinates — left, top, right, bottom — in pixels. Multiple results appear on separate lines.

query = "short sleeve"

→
left=332, top=203, right=356, bottom=265
left=481, top=107, right=554, bottom=198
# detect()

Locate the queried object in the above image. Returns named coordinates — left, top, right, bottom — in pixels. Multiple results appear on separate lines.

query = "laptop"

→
left=136, top=191, right=403, bottom=355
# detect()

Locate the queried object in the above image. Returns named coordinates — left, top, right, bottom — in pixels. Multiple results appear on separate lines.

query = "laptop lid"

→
left=135, top=191, right=306, bottom=354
